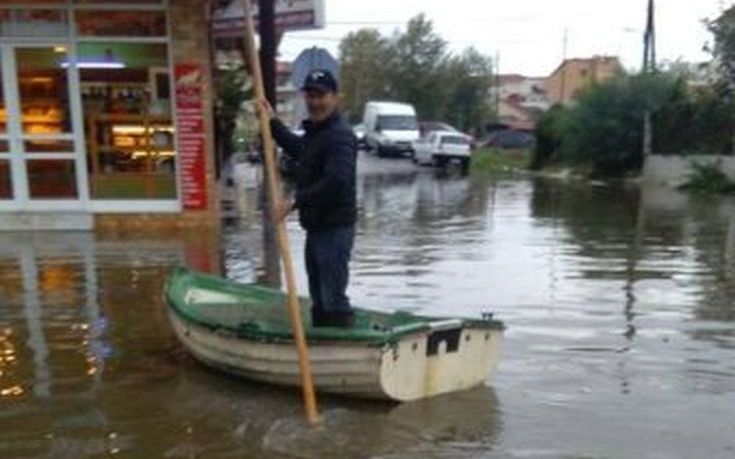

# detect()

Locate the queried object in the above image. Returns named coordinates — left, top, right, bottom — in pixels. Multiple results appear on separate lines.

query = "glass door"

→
left=0, top=42, right=87, bottom=210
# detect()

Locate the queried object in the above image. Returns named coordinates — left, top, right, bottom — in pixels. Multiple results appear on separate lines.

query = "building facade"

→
left=0, top=1, right=218, bottom=231
left=545, top=56, right=624, bottom=106
left=492, top=74, right=549, bottom=130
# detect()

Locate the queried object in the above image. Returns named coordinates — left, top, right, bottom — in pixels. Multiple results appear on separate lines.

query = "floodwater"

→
left=1, top=155, right=735, bottom=458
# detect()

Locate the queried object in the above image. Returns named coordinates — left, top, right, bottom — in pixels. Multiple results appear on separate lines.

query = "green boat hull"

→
left=166, top=267, right=505, bottom=401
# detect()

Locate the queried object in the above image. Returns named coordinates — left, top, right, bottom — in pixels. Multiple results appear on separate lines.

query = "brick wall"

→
left=546, top=58, right=623, bottom=106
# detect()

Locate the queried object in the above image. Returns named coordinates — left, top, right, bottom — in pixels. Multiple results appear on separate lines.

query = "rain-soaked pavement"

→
left=1, top=154, right=735, bottom=458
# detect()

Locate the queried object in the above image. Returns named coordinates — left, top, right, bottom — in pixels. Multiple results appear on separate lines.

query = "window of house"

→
left=27, top=160, right=78, bottom=199
left=79, top=42, right=176, bottom=200
left=0, top=8, right=68, bottom=37
left=0, top=160, right=10, bottom=200
left=16, top=47, right=73, bottom=136
left=15, top=46, right=79, bottom=200
left=75, top=10, right=167, bottom=37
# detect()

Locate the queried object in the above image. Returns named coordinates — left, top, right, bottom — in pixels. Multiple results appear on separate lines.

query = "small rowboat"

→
left=166, top=268, right=504, bottom=402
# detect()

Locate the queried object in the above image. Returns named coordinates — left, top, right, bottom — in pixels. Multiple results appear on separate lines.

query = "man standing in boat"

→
left=257, top=69, right=358, bottom=328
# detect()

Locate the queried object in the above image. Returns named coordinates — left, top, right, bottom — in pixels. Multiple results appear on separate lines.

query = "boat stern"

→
left=378, top=321, right=503, bottom=402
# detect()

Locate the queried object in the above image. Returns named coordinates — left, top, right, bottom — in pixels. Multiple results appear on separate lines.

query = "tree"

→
left=706, top=6, right=735, bottom=95
left=536, top=72, right=734, bottom=177
left=338, top=14, right=494, bottom=133
left=339, top=29, right=393, bottom=122
left=443, top=48, right=494, bottom=133
left=560, top=73, right=678, bottom=175
left=388, top=14, right=451, bottom=121
left=214, top=65, right=251, bottom=176
left=532, top=104, right=569, bottom=170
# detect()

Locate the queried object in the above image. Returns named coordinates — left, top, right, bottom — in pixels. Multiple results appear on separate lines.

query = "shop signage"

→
left=211, top=0, right=326, bottom=37
left=174, top=63, right=208, bottom=211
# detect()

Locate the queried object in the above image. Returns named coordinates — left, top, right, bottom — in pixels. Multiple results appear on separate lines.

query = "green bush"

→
left=559, top=73, right=672, bottom=177
left=538, top=72, right=735, bottom=177
left=679, top=161, right=735, bottom=195
left=531, top=104, right=569, bottom=170
left=471, top=148, right=530, bottom=175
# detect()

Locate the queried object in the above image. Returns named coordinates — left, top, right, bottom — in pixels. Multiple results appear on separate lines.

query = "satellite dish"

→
left=291, top=47, right=339, bottom=88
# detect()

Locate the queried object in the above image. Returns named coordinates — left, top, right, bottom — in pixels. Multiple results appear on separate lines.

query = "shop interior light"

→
left=61, top=60, right=125, bottom=69
left=60, top=48, right=124, bottom=69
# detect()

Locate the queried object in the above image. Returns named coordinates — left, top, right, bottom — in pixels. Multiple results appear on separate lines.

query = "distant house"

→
left=496, top=100, right=542, bottom=132
left=545, top=56, right=624, bottom=106
left=492, top=74, right=549, bottom=130
left=497, top=74, right=550, bottom=111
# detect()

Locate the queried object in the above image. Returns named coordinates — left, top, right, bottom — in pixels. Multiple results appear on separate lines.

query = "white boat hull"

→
left=169, top=311, right=503, bottom=401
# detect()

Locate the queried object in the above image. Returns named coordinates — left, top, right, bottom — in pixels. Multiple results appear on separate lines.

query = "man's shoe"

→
left=311, top=309, right=355, bottom=328
left=311, top=307, right=327, bottom=326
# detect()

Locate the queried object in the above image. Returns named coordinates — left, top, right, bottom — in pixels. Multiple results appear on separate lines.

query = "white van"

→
left=363, top=101, right=420, bottom=157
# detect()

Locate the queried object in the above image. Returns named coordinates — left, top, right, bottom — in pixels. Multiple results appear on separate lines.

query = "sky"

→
left=280, top=0, right=731, bottom=77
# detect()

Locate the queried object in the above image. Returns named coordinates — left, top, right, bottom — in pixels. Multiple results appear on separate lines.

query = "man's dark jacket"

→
left=271, top=111, right=357, bottom=231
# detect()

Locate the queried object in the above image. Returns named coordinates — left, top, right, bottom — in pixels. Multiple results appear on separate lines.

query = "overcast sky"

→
left=280, top=0, right=731, bottom=76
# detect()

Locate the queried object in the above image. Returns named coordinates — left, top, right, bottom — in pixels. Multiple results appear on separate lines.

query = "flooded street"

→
left=2, top=155, right=735, bottom=458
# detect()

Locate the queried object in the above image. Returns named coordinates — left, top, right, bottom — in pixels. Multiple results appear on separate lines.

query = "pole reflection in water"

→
left=726, top=214, right=735, bottom=277
left=20, top=245, right=50, bottom=399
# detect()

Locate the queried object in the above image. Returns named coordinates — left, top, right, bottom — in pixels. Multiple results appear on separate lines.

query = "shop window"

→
left=0, top=8, right=68, bottom=37
left=76, top=10, right=166, bottom=37
left=15, top=47, right=72, bottom=135
left=79, top=42, right=176, bottom=200
left=27, top=160, right=77, bottom=199
left=0, top=160, right=11, bottom=199
left=24, top=140, right=75, bottom=154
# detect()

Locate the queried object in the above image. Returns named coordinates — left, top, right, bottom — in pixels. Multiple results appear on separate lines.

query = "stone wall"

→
left=642, top=155, right=735, bottom=187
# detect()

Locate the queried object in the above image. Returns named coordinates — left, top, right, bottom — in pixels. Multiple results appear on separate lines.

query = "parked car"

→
left=483, top=129, right=536, bottom=150
left=363, top=101, right=420, bottom=157
left=419, top=121, right=458, bottom=136
left=420, top=121, right=476, bottom=149
left=413, top=130, right=472, bottom=173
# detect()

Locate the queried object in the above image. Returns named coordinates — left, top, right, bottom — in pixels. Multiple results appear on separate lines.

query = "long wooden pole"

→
left=241, top=0, right=320, bottom=425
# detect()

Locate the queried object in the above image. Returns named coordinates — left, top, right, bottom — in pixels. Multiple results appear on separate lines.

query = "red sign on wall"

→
left=174, top=63, right=208, bottom=211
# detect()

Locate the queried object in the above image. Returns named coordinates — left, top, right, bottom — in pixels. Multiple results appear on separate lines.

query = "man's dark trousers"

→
left=305, top=225, right=355, bottom=324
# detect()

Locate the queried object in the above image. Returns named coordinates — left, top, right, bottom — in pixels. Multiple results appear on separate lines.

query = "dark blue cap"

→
left=301, top=69, right=338, bottom=93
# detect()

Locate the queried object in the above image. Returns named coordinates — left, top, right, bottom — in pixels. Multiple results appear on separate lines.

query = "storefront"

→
left=0, top=1, right=218, bottom=230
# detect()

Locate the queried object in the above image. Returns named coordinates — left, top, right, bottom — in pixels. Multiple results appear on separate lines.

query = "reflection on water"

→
left=1, top=157, right=735, bottom=458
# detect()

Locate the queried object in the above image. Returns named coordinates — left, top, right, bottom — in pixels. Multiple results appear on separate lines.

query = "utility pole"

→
left=257, top=0, right=281, bottom=287
left=259, top=0, right=277, bottom=105
left=559, top=27, right=569, bottom=104
left=643, top=0, right=656, bottom=71
left=494, top=51, right=501, bottom=121
left=642, top=0, right=656, bottom=157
